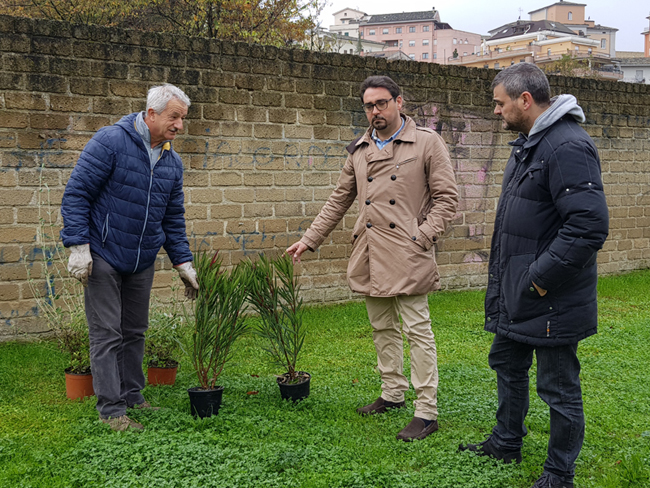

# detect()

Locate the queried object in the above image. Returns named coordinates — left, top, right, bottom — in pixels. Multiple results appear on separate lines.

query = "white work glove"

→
left=175, top=262, right=199, bottom=300
left=68, top=244, right=93, bottom=286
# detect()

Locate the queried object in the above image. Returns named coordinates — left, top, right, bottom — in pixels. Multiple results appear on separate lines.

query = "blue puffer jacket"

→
left=61, top=113, right=193, bottom=274
left=484, top=96, right=609, bottom=346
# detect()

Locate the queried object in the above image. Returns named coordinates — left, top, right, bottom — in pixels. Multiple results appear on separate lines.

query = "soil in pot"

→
left=65, top=369, right=94, bottom=400
left=147, top=360, right=178, bottom=386
left=188, top=386, right=224, bottom=418
left=277, top=371, right=310, bottom=402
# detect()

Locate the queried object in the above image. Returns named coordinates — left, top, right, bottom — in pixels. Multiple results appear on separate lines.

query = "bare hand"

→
left=532, top=281, right=547, bottom=297
left=285, top=241, right=308, bottom=265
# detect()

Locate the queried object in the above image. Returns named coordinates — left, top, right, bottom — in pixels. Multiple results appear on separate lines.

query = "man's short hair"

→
left=491, top=63, right=551, bottom=106
left=359, top=76, right=401, bottom=101
left=146, top=84, right=191, bottom=114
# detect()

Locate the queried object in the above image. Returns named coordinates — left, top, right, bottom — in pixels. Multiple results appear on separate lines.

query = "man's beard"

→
left=502, top=110, right=527, bottom=133
left=371, top=116, right=387, bottom=130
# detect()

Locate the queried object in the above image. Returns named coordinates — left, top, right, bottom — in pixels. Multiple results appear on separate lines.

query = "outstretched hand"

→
left=285, top=241, right=308, bottom=265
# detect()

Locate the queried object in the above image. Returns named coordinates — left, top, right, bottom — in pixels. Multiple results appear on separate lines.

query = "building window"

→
left=547, top=48, right=552, bottom=56
left=422, top=53, right=429, bottom=59
left=636, top=70, right=644, bottom=81
left=494, top=62, right=500, bottom=69
left=433, top=39, right=437, bottom=45
left=344, top=32, right=349, bottom=36
left=343, top=50, right=347, bottom=54
left=575, top=46, right=579, bottom=51
left=423, top=25, right=430, bottom=32
left=399, top=41, right=403, bottom=48
left=409, top=40, right=415, bottom=47
left=423, top=39, right=429, bottom=46
left=409, top=26, right=416, bottom=33
left=463, top=52, right=467, bottom=56
left=568, top=11, right=573, bottom=20
left=433, top=53, right=437, bottom=59
left=601, top=39, right=606, bottom=49
left=453, top=38, right=457, bottom=44
left=464, top=39, right=469, bottom=44
left=409, top=54, right=415, bottom=59
left=369, top=29, right=375, bottom=35
left=383, top=28, right=389, bottom=34
left=588, top=48, right=592, bottom=54
left=396, top=27, right=402, bottom=33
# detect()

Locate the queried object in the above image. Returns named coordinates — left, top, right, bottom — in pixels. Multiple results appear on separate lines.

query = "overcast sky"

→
left=319, top=0, right=649, bottom=52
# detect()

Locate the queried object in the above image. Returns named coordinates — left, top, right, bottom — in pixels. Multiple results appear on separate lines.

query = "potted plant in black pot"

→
left=184, top=251, right=249, bottom=418
left=145, top=289, right=184, bottom=386
left=246, top=254, right=309, bottom=402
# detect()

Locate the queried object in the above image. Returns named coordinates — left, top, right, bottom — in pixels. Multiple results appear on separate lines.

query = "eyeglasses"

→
left=362, top=98, right=395, bottom=113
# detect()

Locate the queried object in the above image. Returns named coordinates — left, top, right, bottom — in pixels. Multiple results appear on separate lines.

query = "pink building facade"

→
left=358, top=9, right=482, bottom=64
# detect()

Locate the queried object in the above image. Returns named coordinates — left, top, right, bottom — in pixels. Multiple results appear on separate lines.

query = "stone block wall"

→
left=1, top=15, right=649, bottom=338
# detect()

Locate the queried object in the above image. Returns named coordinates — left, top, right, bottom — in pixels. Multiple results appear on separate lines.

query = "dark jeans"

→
left=85, top=254, right=155, bottom=419
left=488, top=334, right=584, bottom=482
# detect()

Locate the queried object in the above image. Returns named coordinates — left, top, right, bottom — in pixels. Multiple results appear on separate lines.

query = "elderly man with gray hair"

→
left=61, top=84, right=198, bottom=431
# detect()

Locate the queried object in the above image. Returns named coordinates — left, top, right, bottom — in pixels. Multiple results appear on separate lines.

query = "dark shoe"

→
left=357, top=397, right=405, bottom=415
left=101, top=415, right=144, bottom=432
left=459, top=435, right=522, bottom=464
left=531, top=472, right=574, bottom=488
left=129, top=401, right=160, bottom=411
left=396, top=417, right=439, bottom=442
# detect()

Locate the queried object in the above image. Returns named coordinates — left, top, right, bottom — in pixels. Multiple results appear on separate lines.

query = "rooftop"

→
left=489, top=19, right=576, bottom=40
left=528, top=1, right=586, bottom=15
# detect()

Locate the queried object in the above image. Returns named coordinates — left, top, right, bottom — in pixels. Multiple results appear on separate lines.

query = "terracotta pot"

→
left=277, top=371, right=310, bottom=402
left=147, top=363, right=178, bottom=386
left=65, top=370, right=94, bottom=400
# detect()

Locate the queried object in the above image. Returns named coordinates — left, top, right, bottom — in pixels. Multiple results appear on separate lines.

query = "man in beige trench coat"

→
left=286, top=75, right=458, bottom=441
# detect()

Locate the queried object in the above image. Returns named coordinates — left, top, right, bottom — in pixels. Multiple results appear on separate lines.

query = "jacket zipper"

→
left=547, top=320, right=550, bottom=337
left=134, top=149, right=163, bottom=272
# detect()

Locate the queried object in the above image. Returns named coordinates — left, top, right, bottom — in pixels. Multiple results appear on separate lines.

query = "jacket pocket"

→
left=101, top=213, right=110, bottom=248
left=350, top=224, right=366, bottom=248
left=502, top=253, right=553, bottom=322
left=409, top=217, right=429, bottom=252
left=397, top=156, right=417, bottom=167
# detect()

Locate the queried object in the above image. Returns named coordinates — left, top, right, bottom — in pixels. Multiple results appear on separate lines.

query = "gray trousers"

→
left=85, top=253, right=155, bottom=419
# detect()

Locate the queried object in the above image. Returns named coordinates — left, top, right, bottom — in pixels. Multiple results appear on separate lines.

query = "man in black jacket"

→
left=459, top=63, right=609, bottom=488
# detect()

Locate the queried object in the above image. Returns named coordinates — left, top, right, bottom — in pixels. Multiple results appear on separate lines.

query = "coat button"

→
left=391, top=175, right=397, bottom=181
left=366, top=223, right=372, bottom=228
left=353, top=234, right=358, bottom=239
left=412, top=236, right=416, bottom=241
left=365, top=199, right=371, bottom=205
left=487, top=317, right=491, bottom=322
left=390, top=199, right=395, bottom=205
left=368, top=176, right=373, bottom=182
left=529, top=286, right=535, bottom=292
left=489, top=274, right=493, bottom=277
left=389, top=223, right=396, bottom=229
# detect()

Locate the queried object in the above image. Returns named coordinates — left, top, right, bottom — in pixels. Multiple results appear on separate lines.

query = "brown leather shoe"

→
left=101, top=415, right=144, bottom=432
left=396, top=417, right=439, bottom=441
left=130, top=401, right=160, bottom=411
left=357, top=396, right=405, bottom=415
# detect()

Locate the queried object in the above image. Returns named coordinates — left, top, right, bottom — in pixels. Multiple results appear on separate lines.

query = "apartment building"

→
left=528, top=0, right=617, bottom=57
left=329, top=8, right=367, bottom=38
left=358, top=8, right=481, bottom=63
left=448, top=1, right=621, bottom=79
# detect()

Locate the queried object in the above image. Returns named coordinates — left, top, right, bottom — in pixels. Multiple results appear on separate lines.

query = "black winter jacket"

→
left=484, top=113, right=609, bottom=346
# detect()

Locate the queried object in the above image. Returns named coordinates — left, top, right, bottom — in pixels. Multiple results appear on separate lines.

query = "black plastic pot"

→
left=187, top=386, right=224, bottom=418
left=277, top=371, right=310, bottom=402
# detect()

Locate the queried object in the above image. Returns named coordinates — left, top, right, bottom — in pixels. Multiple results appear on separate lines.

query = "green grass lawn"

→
left=1, top=270, right=649, bottom=487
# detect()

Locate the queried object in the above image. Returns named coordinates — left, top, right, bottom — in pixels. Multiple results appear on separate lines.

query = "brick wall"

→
left=1, top=15, right=649, bottom=338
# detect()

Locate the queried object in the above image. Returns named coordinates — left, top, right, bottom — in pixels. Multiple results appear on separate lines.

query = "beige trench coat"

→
left=301, top=115, right=458, bottom=297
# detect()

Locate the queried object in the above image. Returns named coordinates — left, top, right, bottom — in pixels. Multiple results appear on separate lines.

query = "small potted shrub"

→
left=246, top=254, right=309, bottom=402
left=28, top=179, right=93, bottom=400
left=57, top=305, right=94, bottom=400
left=184, top=251, right=250, bottom=418
left=146, top=289, right=184, bottom=386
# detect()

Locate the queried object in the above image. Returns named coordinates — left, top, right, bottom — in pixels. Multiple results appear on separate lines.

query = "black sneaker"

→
left=459, top=435, right=522, bottom=464
left=531, top=472, right=574, bottom=488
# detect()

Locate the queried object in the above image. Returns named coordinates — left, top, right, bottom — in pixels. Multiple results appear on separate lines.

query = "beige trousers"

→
left=365, top=294, right=438, bottom=420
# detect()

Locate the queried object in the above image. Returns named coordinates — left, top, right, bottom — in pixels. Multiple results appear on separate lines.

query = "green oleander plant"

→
left=246, top=254, right=306, bottom=384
